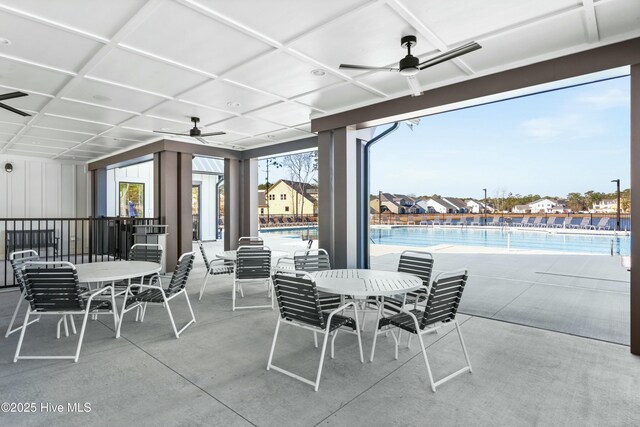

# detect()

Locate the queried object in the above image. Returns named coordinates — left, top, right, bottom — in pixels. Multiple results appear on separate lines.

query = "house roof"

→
left=530, top=198, right=557, bottom=205
left=443, top=197, right=467, bottom=210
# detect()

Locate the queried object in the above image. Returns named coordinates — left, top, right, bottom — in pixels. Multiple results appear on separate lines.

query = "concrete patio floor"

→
left=0, top=239, right=637, bottom=426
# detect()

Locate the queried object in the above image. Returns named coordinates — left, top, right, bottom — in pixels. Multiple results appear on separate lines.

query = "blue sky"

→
left=260, top=74, right=630, bottom=199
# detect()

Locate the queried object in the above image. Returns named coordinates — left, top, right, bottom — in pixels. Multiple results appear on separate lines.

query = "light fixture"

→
left=310, top=69, right=326, bottom=77
left=226, top=101, right=241, bottom=108
left=0, top=37, right=11, bottom=46
left=4, top=162, right=13, bottom=173
left=92, top=94, right=112, bottom=102
left=399, top=67, right=419, bottom=77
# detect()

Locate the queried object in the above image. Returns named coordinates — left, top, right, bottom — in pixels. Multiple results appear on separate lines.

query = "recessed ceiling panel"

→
left=12, top=142, right=65, bottom=154
left=295, top=83, right=382, bottom=113
left=146, top=100, right=234, bottom=127
left=462, top=12, right=586, bottom=72
left=6, top=149, right=51, bottom=158
left=595, top=0, right=640, bottom=40
left=0, top=106, right=32, bottom=124
left=66, top=78, right=165, bottom=113
left=0, top=121, right=22, bottom=134
left=191, top=0, right=369, bottom=43
left=26, top=127, right=91, bottom=143
left=180, top=79, right=279, bottom=114
left=291, top=3, right=437, bottom=73
left=35, top=114, right=112, bottom=134
left=0, top=132, right=12, bottom=142
left=122, top=115, right=186, bottom=134
left=0, top=9, right=101, bottom=72
left=0, top=89, right=48, bottom=113
left=400, top=0, right=582, bottom=45
left=0, top=56, right=70, bottom=94
left=122, top=1, right=271, bottom=75
left=88, top=48, right=208, bottom=97
left=101, top=127, right=155, bottom=142
left=14, top=136, right=77, bottom=149
left=86, top=136, right=141, bottom=149
left=214, top=116, right=284, bottom=136
left=225, top=51, right=343, bottom=98
left=249, top=102, right=314, bottom=127
left=47, top=99, right=136, bottom=125
left=255, top=127, right=311, bottom=142
left=0, top=0, right=148, bottom=39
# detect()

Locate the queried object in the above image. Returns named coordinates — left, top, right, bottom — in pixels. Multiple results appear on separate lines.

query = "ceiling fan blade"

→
left=0, top=91, right=29, bottom=101
left=339, top=64, right=398, bottom=72
left=405, top=76, right=422, bottom=97
left=195, top=136, right=209, bottom=144
left=199, top=131, right=226, bottom=137
left=419, top=41, right=481, bottom=70
left=0, top=102, right=31, bottom=117
left=153, top=130, right=189, bottom=136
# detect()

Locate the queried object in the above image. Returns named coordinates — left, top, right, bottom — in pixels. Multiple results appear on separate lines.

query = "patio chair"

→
left=575, top=217, right=592, bottom=229
left=514, top=216, right=530, bottom=227
left=370, top=270, right=472, bottom=392
left=470, top=216, right=481, bottom=226
left=294, top=248, right=342, bottom=310
left=113, top=243, right=164, bottom=295
left=431, top=217, right=442, bottom=225
left=560, top=217, right=573, bottom=228
left=238, top=236, right=264, bottom=246
left=458, top=217, right=468, bottom=227
left=116, top=252, right=196, bottom=339
left=198, top=240, right=234, bottom=301
left=407, top=215, right=415, bottom=225
left=6, top=250, right=42, bottom=338
left=444, top=216, right=453, bottom=226
left=267, top=271, right=363, bottom=391
left=14, top=261, right=117, bottom=363
left=233, top=245, right=273, bottom=311
left=593, top=217, right=611, bottom=230
left=419, top=216, right=429, bottom=225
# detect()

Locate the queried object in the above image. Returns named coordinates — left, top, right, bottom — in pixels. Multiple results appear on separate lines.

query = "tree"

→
left=566, top=192, right=584, bottom=212
left=282, top=151, right=317, bottom=217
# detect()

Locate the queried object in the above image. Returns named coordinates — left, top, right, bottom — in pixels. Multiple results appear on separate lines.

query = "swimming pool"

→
left=260, top=226, right=631, bottom=255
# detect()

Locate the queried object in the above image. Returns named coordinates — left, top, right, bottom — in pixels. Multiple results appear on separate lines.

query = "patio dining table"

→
left=215, top=250, right=288, bottom=261
left=308, top=269, right=423, bottom=298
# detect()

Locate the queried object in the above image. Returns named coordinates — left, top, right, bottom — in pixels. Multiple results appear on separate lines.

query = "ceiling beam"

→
left=311, top=37, right=640, bottom=132
left=582, top=0, right=600, bottom=43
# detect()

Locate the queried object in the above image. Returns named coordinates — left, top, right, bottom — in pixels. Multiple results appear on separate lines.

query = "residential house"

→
left=466, top=199, right=495, bottom=213
left=418, top=197, right=467, bottom=214
left=261, top=179, right=317, bottom=216
left=513, top=204, right=530, bottom=213
left=258, top=190, right=268, bottom=216
left=529, top=198, right=560, bottom=213
left=370, top=193, right=424, bottom=214
left=592, top=199, right=618, bottom=213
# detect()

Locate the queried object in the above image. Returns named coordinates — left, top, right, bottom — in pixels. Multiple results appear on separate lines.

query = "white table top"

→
left=308, top=269, right=423, bottom=297
left=215, top=250, right=288, bottom=261
left=75, top=261, right=161, bottom=283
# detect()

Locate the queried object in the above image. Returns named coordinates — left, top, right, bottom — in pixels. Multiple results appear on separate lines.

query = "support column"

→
left=318, top=127, right=360, bottom=268
left=156, top=151, right=192, bottom=271
left=241, top=158, right=259, bottom=238
left=92, top=168, right=108, bottom=217
left=224, top=159, right=241, bottom=250
left=631, top=63, right=640, bottom=355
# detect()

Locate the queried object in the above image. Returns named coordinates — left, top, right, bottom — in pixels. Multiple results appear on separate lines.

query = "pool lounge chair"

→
left=592, top=217, right=611, bottom=230
left=486, top=215, right=500, bottom=226
left=458, top=217, right=467, bottom=227
left=526, top=217, right=543, bottom=227
left=431, top=217, right=443, bottom=226
left=444, top=216, right=453, bottom=226
left=470, top=216, right=481, bottom=226
left=574, top=218, right=591, bottom=229
left=514, top=216, right=530, bottom=227
left=419, top=216, right=429, bottom=225
left=559, top=217, right=573, bottom=228
left=407, top=215, right=415, bottom=225
left=544, top=218, right=558, bottom=228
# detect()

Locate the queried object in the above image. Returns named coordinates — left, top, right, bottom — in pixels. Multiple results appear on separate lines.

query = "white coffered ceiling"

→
left=0, top=0, right=638, bottom=162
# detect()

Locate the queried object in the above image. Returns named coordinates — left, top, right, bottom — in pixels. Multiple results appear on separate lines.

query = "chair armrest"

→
left=85, top=286, right=114, bottom=304
left=325, top=301, right=357, bottom=327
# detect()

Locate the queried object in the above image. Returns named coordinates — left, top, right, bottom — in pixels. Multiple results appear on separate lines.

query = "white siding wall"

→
left=192, top=173, right=219, bottom=241
left=0, top=155, right=90, bottom=218
left=107, top=161, right=154, bottom=217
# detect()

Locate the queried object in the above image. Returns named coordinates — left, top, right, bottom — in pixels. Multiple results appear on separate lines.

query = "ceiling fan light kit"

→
left=339, top=35, right=481, bottom=97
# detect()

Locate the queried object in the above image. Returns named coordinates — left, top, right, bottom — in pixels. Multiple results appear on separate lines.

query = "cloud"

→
left=521, top=113, right=605, bottom=141
left=577, top=88, right=629, bottom=110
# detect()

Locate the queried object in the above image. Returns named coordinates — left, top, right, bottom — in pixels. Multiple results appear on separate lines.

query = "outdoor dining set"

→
left=5, top=236, right=473, bottom=392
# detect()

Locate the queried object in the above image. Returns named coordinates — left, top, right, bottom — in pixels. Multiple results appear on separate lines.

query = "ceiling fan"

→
left=339, top=35, right=481, bottom=96
left=0, top=91, right=31, bottom=116
left=154, top=116, right=225, bottom=144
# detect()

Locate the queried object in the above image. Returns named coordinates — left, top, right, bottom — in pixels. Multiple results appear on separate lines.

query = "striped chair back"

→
left=238, top=236, right=264, bottom=247
left=9, top=250, right=39, bottom=292
left=397, top=250, right=434, bottom=287
left=272, top=272, right=325, bottom=329
left=420, top=270, right=468, bottom=329
left=197, top=240, right=210, bottom=270
left=166, top=252, right=195, bottom=296
left=236, top=246, right=271, bottom=280
left=596, top=217, right=610, bottom=228
left=294, top=249, right=331, bottom=272
left=129, top=244, right=163, bottom=264
left=22, top=262, right=84, bottom=311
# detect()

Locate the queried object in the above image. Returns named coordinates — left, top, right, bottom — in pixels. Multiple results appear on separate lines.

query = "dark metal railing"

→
left=1, top=217, right=159, bottom=288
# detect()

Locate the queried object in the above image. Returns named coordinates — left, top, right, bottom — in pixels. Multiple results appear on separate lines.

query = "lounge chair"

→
left=407, top=215, right=415, bottom=225
left=575, top=217, right=591, bottom=229
left=514, top=216, right=530, bottom=227
left=419, top=216, right=429, bottom=225
left=593, top=217, right=611, bottom=230
left=526, top=217, right=543, bottom=227
left=444, top=216, right=453, bottom=226
left=487, top=215, right=500, bottom=226
left=544, top=217, right=558, bottom=228
left=458, top=217, right=468, bottom=227
left=470, top=216, right=481, bottom=226
left=559, top=217, right=572, bottom=228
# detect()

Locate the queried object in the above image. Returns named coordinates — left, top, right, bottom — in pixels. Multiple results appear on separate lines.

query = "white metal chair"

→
left=5, top=250, right=41, bottom=338
left=238, top=236, right=264, bottom=246
left=267, top=271, right=363, bottom=391
left=370, top=270, right=472, bottom=392
left=116, top=252, right=196, bottom=339
left=233, top=245, right=273, bottom=311
left=197, top=240, right=233, bottom=301
left=14, top=261, right=117, bottom=363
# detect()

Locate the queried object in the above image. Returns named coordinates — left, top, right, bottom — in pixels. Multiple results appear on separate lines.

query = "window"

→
left=268, top=194, right=275, bottom=200
left=285, top=206, right=289, bottom=212
left=280, top=194, right=287, bottom=200
left=260, top=208, right=264, bottom=214
left=119, top=182, right=144, bottom=217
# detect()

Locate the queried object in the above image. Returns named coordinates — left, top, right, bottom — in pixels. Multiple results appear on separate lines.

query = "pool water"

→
left=261, top=226, right=631, bottom=255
